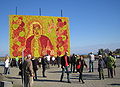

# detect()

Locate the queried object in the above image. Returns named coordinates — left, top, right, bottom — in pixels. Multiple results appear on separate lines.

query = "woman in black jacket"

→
left=76, top=55, right=87, bottom=83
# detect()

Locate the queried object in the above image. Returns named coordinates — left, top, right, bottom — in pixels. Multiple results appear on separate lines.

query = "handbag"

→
left=76, top=65, right=81, bottom=69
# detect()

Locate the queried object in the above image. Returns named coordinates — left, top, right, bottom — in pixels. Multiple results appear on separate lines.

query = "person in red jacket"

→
left=60, top=52, right=71, bottom=83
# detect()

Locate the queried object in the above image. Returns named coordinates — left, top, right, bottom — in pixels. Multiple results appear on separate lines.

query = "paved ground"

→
left=0, top=58, right=120, bottom=87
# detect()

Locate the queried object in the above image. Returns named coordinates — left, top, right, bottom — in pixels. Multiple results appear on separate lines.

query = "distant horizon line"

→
left=0, top=42, right=120, bottom=57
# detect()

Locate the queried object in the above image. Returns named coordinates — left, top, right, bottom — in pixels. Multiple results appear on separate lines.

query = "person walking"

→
left=23, top=54, right=34, bottom=87
left=60, top=52, right=71, bottom=83
left=76, top=55, right=87, bottom=83
left=98, top=55, right=105, bottom=80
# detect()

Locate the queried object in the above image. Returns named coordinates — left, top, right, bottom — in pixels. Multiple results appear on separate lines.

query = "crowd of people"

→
left=2, top=51, right=116, bottom=87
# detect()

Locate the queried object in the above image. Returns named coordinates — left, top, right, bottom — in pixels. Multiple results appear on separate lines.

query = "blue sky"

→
left=0, top=0, right=120, bottom=56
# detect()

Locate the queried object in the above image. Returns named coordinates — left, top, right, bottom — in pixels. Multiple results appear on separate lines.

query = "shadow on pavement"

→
left=6, top=76, right=21, bottom=79
left=108, top=83, right=120, bottom=86
left=34, top=79, right=60, bottom=82
left=70, top=74, right=99, bottom=80
left=48, top=71, right=62, bottom=73
left=84, top=74, right=99, bottom=80
left=37, top=76, right=45, bottom=78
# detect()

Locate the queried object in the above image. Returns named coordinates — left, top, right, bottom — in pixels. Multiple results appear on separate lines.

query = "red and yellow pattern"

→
left=9, top=15, right=70, bottom=58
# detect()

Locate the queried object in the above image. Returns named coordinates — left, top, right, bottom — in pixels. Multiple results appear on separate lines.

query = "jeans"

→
left=71, top=63, right=76, bottom=73
left=89, top=61, right=94, bottom=72
left=60, top=66, right=70, bottom=82
left=4, top=67, right=10, bottom=74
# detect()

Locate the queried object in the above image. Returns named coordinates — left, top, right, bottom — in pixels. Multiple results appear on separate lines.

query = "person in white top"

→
left=4, top=56, right=10, bottom=74
left=46, top=54, right=51, bottom=68
left=89, top=52, right=95, bottom=72
left=51, top=56, right=55, bottom=66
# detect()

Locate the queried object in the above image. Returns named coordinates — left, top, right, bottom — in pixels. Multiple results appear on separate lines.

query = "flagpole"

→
left=39, top=8, right=41, bottom=16
left=61, top=9, right=63, bottom=17
left=16, top=6, right=18, bottom=15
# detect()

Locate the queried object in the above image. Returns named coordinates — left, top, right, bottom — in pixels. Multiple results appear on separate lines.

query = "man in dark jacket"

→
left=98, top=55, right=105, bottom=80
left=71, top=54, right=76, bottom=73
left=60, top=52, right=71, bottom=83
left=31, top=57, right=39, bottom=80
left=41, top=56, right=48, bottom=77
